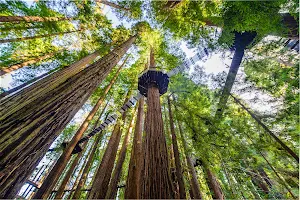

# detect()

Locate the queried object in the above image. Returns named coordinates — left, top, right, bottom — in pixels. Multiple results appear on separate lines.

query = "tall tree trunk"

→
left=66, top=157, right=86, bottom=200
left=0, top=29, right=83, bottom=44
left=215, top=48, right=245, bottom=117
left=124, top=98, right=144, bottom=199
left=164, top=0, right=182, bottom=9
left=220, top=161, right=238, bottom=199
left=0, top=50, right=62, bottom=76
left=0, top=24, right=44, bottom=32
left=106, top=110, right=136, bottom=199
left=0, top=70, right=52, bottom=99
left=249, top=170, right=270, bottom=194
left=203, top=163, right=224, bottom=200
left=72, top=102, right=110, bottom=199
left=0, top=35, right=136, bottom=199
left=140, top=48, right=175, bottom=199
left=88, top=92, right=131, bottom=199
left=32, top=54, right=128, bottom=199
left=167, top=97, right=186, bottom=199
left=54, top=142, right=88, bottom=199
left=215, top=32, right=256, bottom=118
left=164, top=105, right=179, bottom=198
left=230, top=94, right=299, bottom=162
left=0, top=16, right=71, bottom=23
left=175, top=109, right=203, bottom=200
left=259, top=152, right=296, bottom=199
left=98, top=0, right=130, bottom=11
left=258, top=168, right=273, bottom=188
left=1, top=50, right=100, bottom=109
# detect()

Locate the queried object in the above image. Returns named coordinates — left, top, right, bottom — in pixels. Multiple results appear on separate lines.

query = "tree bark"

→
left=0, top=35, right=136, bottom=199
left=203, top=164, right=224, bottom=200
left=88, top=92, right=131, bottom=199
left=0, top=50, right=62, bottom=76
left=32, top=54, right=128, bottom=199
left=72, top=102, right=109, bottom=199
left=54, top=142, right=87, bottom=199
left=66, top=157, right=86, bottom=200
left=215, top=48, right=244, bottom=117
left=175, top=108, right=203, bottom=200
left=259, top=152, right=296, bottom=199
left=124, top=97, right=144, bottom=199
left=1, top=50, right=100, bottom=108
left=164, top=105, right=179, bottom=199
left=0, top=70, right=52, bottom=99
left=168, top=97, right=186, bottom=199
left=140, top=48, right=175, bottom=199
left=98, top=0, right=130, bottom=11
left=250, top=170, right=270, bottom=194
left=0, top=16, right=71, bottom=23
left=164, top=0, right=182, bottom=9
left=258, top=168, right=273, bottom=188
left=106, top=110, right=136, bottom=199
left=0, top=29, right=83, bottom=44
left=230, top=94, right=299, bottom=162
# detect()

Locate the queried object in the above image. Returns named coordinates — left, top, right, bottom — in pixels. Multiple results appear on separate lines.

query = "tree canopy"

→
left=0, top=0, right=298, bottom=199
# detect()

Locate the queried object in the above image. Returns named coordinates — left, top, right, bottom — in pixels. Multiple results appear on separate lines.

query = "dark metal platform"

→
left=61, top=142, right=83, bottom=154
left=138, top=69, right=169, bottom=97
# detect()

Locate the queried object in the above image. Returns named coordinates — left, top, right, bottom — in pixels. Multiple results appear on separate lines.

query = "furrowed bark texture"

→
left=230, top=94, right=299, bottom=162
left=177, top=120, right=203, bottom=199
left=88, top=93, right=131, bottom=199
left=0, top=50, right=62, bottom=76
left=106, top=110, right=136, bottom=199
left=0, top=29, right=83, bottom=44
left=0, top=16, right=71, bottom=23
left=72, top=102, right=109, bottom=199
left=0, top=36, right=135, bottom=199
left=140, top=48, right=175, bottom=199
left=0, top=50, right=100, bottom=107
left=33, top=54, right=128, bottom=199
left=168, top=98, right=186, bottom=199
left=124, top=98, right=144, bottom=199
left=204, top=166, right=224, bottom=200
left=0, top=70, right=51, bottom=99
left=66, top=156, right=87, bottom=200
left=141, top=86, right=174, bottom=199
left=54, top=142, right=87, bottom=199
left=72, top=133, right=102, bottom=199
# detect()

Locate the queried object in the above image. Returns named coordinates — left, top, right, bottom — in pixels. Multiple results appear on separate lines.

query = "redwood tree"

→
left=54, top=142, right=88, bottom=199
left=140, top=48, right=174, bottom=199
left=88, top=92, right=131, bottom=199
left=0, top=16, right=71, bottom=23
left=167, top=97, right=186, bottom=199
left=0, top=29, right=84, bottom=44
left=0, top=50, right=63, bottom=76
left=106, top=109, right=136, bottom=199
left=176, top=117, right=203, bottom=200
left=0, top=35, right=136, bottom=198
left=32, top=54, right=128, bottom=199
left=72, top=102, right=110, bottom=199
left=230, top=94, right=299, bottom=161
left=124, top=97, right=144, bottom=199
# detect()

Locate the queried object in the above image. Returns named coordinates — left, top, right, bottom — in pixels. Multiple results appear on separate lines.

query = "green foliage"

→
left=3, top=1, right=299, bottom=199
